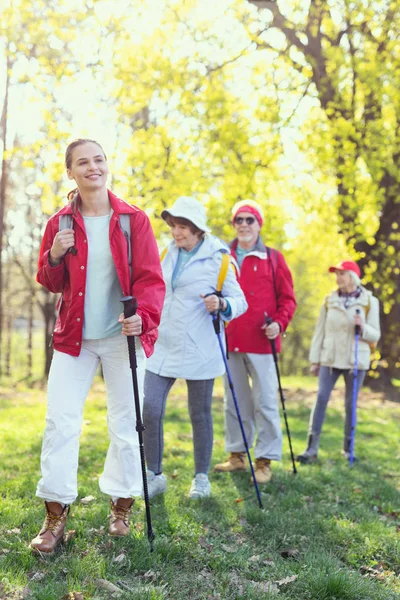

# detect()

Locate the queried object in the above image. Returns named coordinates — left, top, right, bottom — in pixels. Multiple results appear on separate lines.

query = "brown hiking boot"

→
left=30, top=501, right=70, bottom=553
left=251, top=458, right=272, bottom=484
left=214, top=452, right=247, bottom=472
left=109, top=498, right=134, bottom=537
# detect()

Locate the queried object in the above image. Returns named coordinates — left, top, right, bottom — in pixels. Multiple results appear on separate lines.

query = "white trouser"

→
left=224, top=352, right=282, bottom=461
left=36, top=334, right=146, bottom=505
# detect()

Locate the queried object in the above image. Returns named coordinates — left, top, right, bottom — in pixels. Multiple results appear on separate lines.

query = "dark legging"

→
left=143, top=371, right=214, bottom=475
left=309, top=366, right=366, bottom=449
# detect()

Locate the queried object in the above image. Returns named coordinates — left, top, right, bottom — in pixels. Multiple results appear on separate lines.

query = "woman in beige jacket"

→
left=297, top=260, right=380, bottom=463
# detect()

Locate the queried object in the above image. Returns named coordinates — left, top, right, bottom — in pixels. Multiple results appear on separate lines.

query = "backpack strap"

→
left=266, top=246, right=278, bottom=302
left=119, top=214, right=132, bottom=279
left=216, top=253, right=230, bottom=293
left=59, top=214, right=73, bottom=231
left=160, top=247, right=168, bottom=261
left=160, top=247, right=231, bottom=292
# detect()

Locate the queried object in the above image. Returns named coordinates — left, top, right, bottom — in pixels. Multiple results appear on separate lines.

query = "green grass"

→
left=0, top=377, right=399, bottom=599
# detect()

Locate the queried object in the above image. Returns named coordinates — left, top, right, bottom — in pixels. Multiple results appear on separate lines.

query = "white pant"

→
left=36, top=334, right=146, bottom=505
left=224, top=353, right=282, bottom=460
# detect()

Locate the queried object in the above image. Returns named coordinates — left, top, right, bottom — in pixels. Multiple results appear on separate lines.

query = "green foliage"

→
left=1, top=0, right=400, bottom=385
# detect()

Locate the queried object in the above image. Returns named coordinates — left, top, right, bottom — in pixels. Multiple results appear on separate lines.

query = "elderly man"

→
left=215, top=200, right=296, bottom=483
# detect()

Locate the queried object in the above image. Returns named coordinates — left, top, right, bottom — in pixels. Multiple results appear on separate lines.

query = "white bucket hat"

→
left=161, top=196, right=211, bottom=233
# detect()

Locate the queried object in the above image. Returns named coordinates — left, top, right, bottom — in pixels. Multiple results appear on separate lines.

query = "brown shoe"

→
left=214, top=452, right=247, bottom=472
left=109, top=498, right=134, bottom=537
left=30, top=501, right=70, bottom=553
left=251, top=458, right=272, bottom=484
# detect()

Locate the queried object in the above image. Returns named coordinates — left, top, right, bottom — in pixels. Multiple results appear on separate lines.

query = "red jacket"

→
left=226, top=237, right=296, bottom=354
left=36, top=190, right=166, bottom=358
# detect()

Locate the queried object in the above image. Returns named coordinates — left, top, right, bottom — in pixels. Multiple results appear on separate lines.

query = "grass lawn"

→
left=0, top=376, right=399, bottom=599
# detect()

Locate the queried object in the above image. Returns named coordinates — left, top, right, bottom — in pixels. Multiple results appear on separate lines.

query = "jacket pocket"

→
left=320, top=340, right=334, bottom=364
left=186, top=330, right=209, bottom=362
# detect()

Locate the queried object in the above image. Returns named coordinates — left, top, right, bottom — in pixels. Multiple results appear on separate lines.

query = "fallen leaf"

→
left=263, top=558, right=275, bottom=566
left=80, top=495, right=95, bottom=504
left=360, top=566, right=385, bottom=581
left=95, top=579, right=122, bottom=595
left=29, top=572, right=45, bottom=582
left=248, top=554, right=261, bottom=562
left=88, top=526, right=105, bottom=535
left=280, top=548, right=299, bottom=559
left=63, top=529, right=76, bottom=543
left=235, top=498, right=243, bottom=503
left=143, top=570, right=157, bottom=580
left=1, top=549, right=10, bottom=554
left=113, top=553, right=126, bottom=564
left=276, top=574, right=298, bottom=586
left=220, top=544, right=235, bottom=553
left=171, top=469, right=179, bottom=479
left=251, top=580, right=279, bottom=594
left=198, top=536, right=214, bottom=552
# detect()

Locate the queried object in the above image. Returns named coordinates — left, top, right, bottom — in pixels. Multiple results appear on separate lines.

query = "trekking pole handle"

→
left=121, top=295, right=138, bottom=319
left=355, top=308, right=361, bottom=336
left=264, top=312, right=273, bottom=327
left=204, top=292, right=222, bottom=334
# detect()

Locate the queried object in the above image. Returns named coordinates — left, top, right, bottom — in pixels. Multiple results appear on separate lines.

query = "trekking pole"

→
left=120, top=295, right=155, bottom=551
left=349, top=309, right=361, bottom=467
left=208, top=300, right=263, bottom=509
left=264, top=314, right=297, bottom=475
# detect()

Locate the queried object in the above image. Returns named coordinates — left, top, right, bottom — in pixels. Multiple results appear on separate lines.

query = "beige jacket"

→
left=309, top=287, right=380, bottom=371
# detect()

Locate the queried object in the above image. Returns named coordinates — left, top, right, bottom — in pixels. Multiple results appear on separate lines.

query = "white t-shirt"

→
left=82, top=213, right=122, bottom=340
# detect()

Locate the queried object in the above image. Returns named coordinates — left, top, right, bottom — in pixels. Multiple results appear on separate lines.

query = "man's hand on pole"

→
left=261, top=320, right=280, bottom=340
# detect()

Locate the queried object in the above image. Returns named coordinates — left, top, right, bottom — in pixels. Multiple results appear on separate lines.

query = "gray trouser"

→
left=309, top=366, right=366, bottom=448
left=224, top=353, right=282, bottom=461
left=143, top=371, right=214, bottom=475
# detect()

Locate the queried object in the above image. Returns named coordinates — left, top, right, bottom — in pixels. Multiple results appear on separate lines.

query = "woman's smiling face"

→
left=67, top=142, right=109, bottom=191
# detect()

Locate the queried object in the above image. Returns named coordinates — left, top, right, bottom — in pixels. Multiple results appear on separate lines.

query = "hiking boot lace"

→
left=110, top=502, right=132, bottom=526
left=42, top=509, right=67, bottom=536
left=255, top=458, right=271, bottom=470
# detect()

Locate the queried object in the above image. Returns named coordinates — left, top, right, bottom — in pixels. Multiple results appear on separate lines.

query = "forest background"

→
left=0, top=0, right=399, bottom=396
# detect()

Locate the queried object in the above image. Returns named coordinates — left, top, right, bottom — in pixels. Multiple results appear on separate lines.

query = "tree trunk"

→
left=0, top=54, right=11, bottom=376
left=249, top=0, right=400, bottom=393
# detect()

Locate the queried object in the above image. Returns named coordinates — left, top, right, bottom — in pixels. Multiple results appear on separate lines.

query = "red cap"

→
left=328, top=260, right=360, bottom=277
left=232, top=202, right=263, bottom=227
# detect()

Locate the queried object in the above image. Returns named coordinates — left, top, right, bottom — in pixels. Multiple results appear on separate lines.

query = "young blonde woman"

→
left=297, top=260, right=380, bottom=464
left=31, top=138, right=165, bottom=552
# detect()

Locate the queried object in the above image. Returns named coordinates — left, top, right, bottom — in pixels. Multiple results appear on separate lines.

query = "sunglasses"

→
left=234, top=216, right=256, bottom=225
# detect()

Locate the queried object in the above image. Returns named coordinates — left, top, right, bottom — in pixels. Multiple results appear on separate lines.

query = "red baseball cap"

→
left=328, top=260, right=360, bottom=277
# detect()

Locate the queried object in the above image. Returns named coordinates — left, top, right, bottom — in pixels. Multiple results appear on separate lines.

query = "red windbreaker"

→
left=36, top=190, right=166, bottom=358
left=226, top=237, right=296, bottom=354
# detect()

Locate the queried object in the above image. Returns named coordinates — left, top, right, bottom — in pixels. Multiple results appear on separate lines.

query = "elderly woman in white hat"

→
left=143, top=196, right=248, bottom=499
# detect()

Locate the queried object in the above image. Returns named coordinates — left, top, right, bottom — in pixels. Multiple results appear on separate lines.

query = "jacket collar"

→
left=328, top=287, right=370, bottom=307
left=230, top=235, right=267, bottom=257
